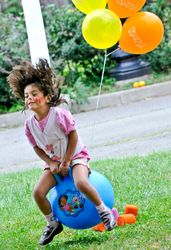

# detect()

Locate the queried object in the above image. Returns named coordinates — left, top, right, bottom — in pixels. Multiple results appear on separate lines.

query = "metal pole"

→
left=21, top=0, right=50, bottom=66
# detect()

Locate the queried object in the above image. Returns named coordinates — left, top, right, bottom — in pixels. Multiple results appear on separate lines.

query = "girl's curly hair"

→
left=7, top=58, right=66, bottom=106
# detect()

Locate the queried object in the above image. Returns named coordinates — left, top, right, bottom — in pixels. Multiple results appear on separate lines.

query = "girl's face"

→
left=24, top=84, right=50, bottom=112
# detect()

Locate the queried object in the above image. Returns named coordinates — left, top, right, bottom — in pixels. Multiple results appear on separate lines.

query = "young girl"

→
left=7, top=59, right=116, bottom=246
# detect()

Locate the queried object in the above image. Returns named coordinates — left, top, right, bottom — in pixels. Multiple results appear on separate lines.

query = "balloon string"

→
left=106, top=46, right=120, bottom=57
left=95, top=49, right=107, bottom=113
left=90, top=47, right=121, bottom=154
left=90, top=49, right=107, bottom=150
left=95, top=46, right=120, bottom=113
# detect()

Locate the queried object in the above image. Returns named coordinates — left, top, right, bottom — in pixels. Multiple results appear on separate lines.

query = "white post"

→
left=21, top=0, right=50, bottom=66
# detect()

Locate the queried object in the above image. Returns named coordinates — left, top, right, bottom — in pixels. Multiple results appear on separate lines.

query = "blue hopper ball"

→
left=49, top=169, right=114, bottom=229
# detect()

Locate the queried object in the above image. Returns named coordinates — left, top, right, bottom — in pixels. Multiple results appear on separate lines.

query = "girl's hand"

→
left=49, top=161, right=61, bottom=174
left=58, top=160, right=70, bottom=176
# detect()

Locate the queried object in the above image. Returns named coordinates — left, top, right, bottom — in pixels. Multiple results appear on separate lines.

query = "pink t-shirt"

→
left=25, top=107, right=90, bottom=160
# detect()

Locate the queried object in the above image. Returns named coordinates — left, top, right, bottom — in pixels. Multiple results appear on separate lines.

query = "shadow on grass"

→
left=46, top=233, right=110, bottom=249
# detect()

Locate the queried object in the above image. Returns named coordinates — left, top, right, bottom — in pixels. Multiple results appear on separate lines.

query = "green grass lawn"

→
left=0, top=152, right=171, bottom=250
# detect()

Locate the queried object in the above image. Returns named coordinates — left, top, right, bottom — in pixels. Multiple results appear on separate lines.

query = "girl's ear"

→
left=46, top=94, right=52, bottom=103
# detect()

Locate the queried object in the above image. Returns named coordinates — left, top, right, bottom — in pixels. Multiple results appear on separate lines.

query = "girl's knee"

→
left=75, top=179, right=89, bottom=192
left=33, top=186, right=44, bottom=201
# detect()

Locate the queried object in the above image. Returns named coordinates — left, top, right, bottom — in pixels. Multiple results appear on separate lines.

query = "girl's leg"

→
left=72, top=164, right=101, bottom=206
left=33, top=169, right=56, bottom=215
left=72, top=164, right=116, bottom=231
left=33, top=170, right=63, bottom=245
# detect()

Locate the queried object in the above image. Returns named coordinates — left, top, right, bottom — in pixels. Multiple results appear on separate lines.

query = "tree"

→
left=0, top=0, right=69, bottom=14
left=40, top=0, right=69, bottom=7
left=0, top=0, right=22, bottom=15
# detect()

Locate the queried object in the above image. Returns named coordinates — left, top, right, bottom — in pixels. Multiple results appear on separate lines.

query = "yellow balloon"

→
left=72, top=0, right=108, bottom=14
left=82, top=9, right=122, bottom=49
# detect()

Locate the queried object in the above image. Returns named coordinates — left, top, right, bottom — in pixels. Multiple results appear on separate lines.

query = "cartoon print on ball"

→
left=58, top=190, right=85, bottom=216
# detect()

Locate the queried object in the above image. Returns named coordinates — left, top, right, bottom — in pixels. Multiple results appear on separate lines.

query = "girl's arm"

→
left=65, top=130, right=78, bottom=162
left=59, top=130, right=78, bottom=175
left=33, top=146, right=60, bottom=173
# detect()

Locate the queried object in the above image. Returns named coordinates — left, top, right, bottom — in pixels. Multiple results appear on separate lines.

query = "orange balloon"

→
left=119, top=12, right=164, bottom=54
left=108, top=0, right=146, bottom=18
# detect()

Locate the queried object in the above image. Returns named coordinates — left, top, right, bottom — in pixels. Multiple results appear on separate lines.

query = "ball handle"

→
left=54, top=166, right=72, bottom=184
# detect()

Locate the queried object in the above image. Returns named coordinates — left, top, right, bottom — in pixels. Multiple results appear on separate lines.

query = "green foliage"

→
left=0, top=75, right=23, bottom=113
left=0, top=75, right=15, bottom=110
left=143, top=0, right=171, bottom=72
left=0, top=12, right=29, bottom=109
left=1, top=0, right=22, bottom=16
left=0, top=13, right=29, bottom=67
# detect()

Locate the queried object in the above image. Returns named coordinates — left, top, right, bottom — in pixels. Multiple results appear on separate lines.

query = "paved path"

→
left=0, top=94, right=171, bottom=173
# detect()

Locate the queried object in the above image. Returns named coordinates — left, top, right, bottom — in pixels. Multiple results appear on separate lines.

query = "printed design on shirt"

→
left=45, top=144, right=60, bottom=161
left=58, top=190, right=85, bottom=217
